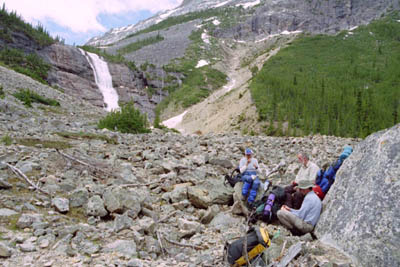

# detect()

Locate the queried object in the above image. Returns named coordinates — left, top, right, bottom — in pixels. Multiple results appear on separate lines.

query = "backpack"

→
left=251, top=185, right=286, bottom=223
left=224, top=168, right=242, bottom=187
left=224, top=226, right=271, bottom=266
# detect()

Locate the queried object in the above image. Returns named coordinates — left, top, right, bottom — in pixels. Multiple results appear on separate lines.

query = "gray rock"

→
left=16, top=214, right=43, bottom=229
left=0, top=208, right=18, bottom=218
left=137, top=216, right=155, bottom=235
left=187, top=179, right=233, bottom=208
left=0, top=242, right=12, bottom=258
left=114, top=212, right=134, bottom=233
left=68, top=188, right=89, bottom=208
left=127, top=259, right=143, bottom=267
left=200, top=205, right=220, bottom=224
left=52, top=197, right=69, bottom=213
left=170, top=184, right=189, bottom=203
left=86, top=195, right=108, bottom=217
left=103, top=186, right=142, bottom=216
left=103, top=240, right=137, bottom=259
left=0, top=178, right=12, bottom=189
left=315, top=124, right=400, bottom=267
left=209, top=157, right=233, bottom=169
left=19, top=242, right=36, bottom=252
left=209, top=212, right=242, bottom=231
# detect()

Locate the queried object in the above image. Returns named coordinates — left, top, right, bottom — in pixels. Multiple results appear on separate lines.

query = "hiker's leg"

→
left=277, top=210, right=296, bottom=229
left=292, top=218, right=314, bottom=235
left=241, top=175, right=252, bottom=198
left=247, top=178, right=260, bottom=203
left=292, top=191, right=305, bottom=210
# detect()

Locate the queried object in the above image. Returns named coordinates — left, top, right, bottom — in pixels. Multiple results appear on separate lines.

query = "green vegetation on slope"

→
left=118, top=34, right=164, bottom=54
left=13, top=89, right=60, bottom=108
left=0, top=4, right=59, bottom=47
left=250, top=14, right=400, bottom=138
left=98, top=102, right=150, bottom=134
left=0, top=48, right=51, bottom=84
left=153, top=29, right=227, bottom=127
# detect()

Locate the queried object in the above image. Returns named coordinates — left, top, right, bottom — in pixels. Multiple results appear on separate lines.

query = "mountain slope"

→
left=250, top=13, right=400, bottom=138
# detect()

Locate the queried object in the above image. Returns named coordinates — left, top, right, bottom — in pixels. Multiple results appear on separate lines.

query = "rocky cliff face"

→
left=88, top=0, right=400, bottom=46
left=35, top=44, right=161, bottom=119
left=315, top=124, right=400, bottom=267
left=216, top=0, right=400, bottom=40
left=38, top=44, right=104, bottom=107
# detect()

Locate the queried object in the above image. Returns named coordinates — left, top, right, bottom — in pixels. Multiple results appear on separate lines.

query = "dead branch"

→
left=163, top=235, right=205, bottom=250
left=119, top=177, right=166, bottom=188
left=156, top=230, right=166, bottom=257
left=3, top=162, right=51, bottom=197
left=57, top=149, right=117, bottom=180
left=275, top=240, right=287, bottom=262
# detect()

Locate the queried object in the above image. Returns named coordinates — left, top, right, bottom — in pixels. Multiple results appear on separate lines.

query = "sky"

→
left=1, top=0, right=183, bottom=45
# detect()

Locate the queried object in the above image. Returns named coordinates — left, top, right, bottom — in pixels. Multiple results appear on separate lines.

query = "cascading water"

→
left=79, top=48, right=119, bottom=111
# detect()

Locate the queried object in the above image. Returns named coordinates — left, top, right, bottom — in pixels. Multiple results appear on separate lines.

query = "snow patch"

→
left=162, top=111, right=188, bottom=130
left=213, top=19, right=221, bottom=26
left=349, top=26, right=359, bottom=31
left=397, top=20, right=400, bottom=22
left=196, top=60, right=209, bottom=68
left=202, top=31, right=211, bottom=44
left=214, top=1, right=232, bottom=8
left=281, top=30, right=302, bottom=35
left=236, top=40, right=247, bottom=43
left=159, top=9, right=176, bottom=19
left=255, top=30, right=302, bottom=43
left=236, top=0, right=261, bottom=9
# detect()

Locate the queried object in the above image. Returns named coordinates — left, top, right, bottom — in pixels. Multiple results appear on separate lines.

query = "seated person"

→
left=239, top=148, right=260, bottom=208
left=314, top=146, right=353, bottom=200
left=284, top=152, right=320, bottom=209
left=277, top=180, right=322, bottom=235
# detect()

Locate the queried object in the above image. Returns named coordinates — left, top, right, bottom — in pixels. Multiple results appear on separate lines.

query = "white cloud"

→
left=1, top=0, right=183, bottom=33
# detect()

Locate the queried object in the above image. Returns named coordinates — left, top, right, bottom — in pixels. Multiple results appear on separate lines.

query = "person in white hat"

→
left=239, top=148, right=260, bottom=208
left=277, top=180, right=322, bottom=235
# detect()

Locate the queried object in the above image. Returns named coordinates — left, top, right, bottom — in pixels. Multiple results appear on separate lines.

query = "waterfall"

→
left=79, top=48, right=119, bottom=111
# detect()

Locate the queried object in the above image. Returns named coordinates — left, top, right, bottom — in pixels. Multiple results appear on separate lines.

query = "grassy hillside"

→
left=0, top=4, right=59, bottom=84
left=0, top=4, right=58, bottom=47
left=250, top=13, right=400, bottom=138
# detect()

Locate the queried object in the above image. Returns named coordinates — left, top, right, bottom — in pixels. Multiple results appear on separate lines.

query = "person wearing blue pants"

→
left=239, top=148, right=260, bottom=208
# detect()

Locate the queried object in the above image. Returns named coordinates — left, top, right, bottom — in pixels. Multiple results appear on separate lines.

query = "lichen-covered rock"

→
left=52, top=197, right=69, bottom=213
left=86, top=195, right=108, bottom=217
left=188, top=179, right=233, bottom=208
left=315, top=124, right=400, bottom=267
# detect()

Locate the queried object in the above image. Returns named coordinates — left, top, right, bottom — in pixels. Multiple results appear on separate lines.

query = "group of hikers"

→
left=235, top=146, right=353, bottom=236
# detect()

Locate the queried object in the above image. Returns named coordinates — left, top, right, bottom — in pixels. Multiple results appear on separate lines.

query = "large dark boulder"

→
left=315, top=124, right=400, bottom=267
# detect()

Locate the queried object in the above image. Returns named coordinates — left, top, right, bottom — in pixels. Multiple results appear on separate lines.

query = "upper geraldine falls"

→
left=79, top=49, right=120, bottom=112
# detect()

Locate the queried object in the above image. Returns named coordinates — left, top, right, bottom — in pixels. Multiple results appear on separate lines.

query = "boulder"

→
left=52, top=197, right=69, bottom=213
left=86, top=195, right=108, bottom=217
left=16, top=214, right=43, bottom=229
left=68, top=188, right=89, bottom=208
left=315, top=124, right=400, bottom=267
left=103, top=240, right=137, bottom=259
left=0, top=242, right=12, bottom=258
left=187, top=179, right=233, bottom=209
